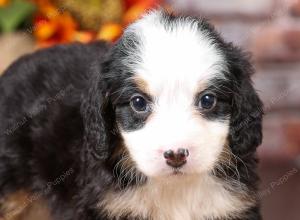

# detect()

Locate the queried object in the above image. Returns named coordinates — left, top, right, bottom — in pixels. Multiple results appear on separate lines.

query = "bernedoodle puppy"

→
left=0, top=9, right=263, bottom=220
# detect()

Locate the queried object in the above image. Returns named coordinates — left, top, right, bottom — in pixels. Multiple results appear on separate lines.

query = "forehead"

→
left=126, top=12, right=226, bottom=96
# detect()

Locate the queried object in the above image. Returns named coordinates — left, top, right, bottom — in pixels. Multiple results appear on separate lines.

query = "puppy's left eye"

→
left=198, top=94, right=216, bottom=110
left=130, top=95, right=149, bottom=113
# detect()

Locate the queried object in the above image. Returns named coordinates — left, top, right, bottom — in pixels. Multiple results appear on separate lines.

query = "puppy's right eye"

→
left=130, top=95, right=149, bottom=113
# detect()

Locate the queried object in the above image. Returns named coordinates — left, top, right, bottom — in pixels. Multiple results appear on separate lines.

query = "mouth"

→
left=171, top=168, right=184, bottom=176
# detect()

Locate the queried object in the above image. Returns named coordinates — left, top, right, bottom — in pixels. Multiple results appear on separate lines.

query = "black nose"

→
left=163, top=148, right=189, bottom=168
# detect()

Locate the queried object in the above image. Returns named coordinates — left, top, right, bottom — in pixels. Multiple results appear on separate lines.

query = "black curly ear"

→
left=81, top=69, right=115, bottom=161
left=230, top=79, right=263, bottom=155
left=226, top=46, right=263, bottom=155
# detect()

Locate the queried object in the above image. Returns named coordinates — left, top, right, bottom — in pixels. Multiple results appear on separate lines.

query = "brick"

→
left=283, top=29, right=300, bottom=51
left=258, top=158, right=300, bottom=220
left=251, top=26, right=300, bottom=62
left=284, top=121, right=300, bottom=154
left=171, top=0, right=275, bottom=19
left=214, top=21, right=260, bottom=47
left=253, top=64, right=300, bottom=111
left=290, top=0, right=300, bottom=16
left=259, top=112, right=300, bottom=158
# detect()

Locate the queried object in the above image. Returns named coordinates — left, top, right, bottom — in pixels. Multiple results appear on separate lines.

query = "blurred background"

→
left=0, top=0, right=299, bottom=219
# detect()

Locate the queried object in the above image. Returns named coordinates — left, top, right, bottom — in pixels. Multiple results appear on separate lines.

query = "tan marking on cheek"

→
left=109, top=136, right=145, bottom=182
left=218, top=140, right=232, bottom=166
left=0, top=190, right=29, bottom=219
left=110, top=141, right=135, bottom=169
left=0, top=190, right=52, bottom=220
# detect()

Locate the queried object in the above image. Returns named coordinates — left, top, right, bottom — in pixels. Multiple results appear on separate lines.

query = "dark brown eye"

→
left=199, top=94, right=217, bottom=110
left=130, top=95, right=149, bottom=113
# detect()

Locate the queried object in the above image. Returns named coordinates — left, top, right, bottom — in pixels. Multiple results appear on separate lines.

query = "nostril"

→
left=177, top=148, right=189, bottom=159
left=164, top=150, right=175, bottom=160
left=163, top=149, right=189, bottom=160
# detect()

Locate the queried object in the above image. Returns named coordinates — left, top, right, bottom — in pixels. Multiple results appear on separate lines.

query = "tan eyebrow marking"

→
left=131, top=76, right=151, bottom=96
left=196, top=80, right=210, bottom=94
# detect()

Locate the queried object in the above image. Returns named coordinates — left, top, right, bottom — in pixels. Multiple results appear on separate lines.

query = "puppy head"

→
left=83, top=10, right=262, bottom=179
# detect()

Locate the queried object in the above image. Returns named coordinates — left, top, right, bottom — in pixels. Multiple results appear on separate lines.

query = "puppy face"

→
left=105, top=11, right=235, bottom=178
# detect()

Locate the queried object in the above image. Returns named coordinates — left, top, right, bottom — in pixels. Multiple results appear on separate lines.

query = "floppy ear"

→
left=81, top=68, right=116, bottom=161
left=226, top=46, right=263, bottom=155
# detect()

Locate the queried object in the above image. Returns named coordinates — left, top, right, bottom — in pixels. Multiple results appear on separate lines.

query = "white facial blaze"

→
left=121, top=11, right=230, bottom=177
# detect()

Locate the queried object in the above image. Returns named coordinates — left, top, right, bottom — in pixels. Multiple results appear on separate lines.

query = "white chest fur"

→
left=99, top=175, right=254, bottom=220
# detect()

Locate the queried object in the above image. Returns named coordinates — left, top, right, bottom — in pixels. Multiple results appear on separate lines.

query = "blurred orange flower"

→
left=123, top=0, right=158, bottom=25
left=32, top=0, right=79, bottom=47
left=97, top=0, right=160, bottom=41
left=34, top=13, right=77, bottom=47
left=0, top=0, right=9, bottom=7
left=30, top=0, right=162, bottom=46
left=97, top=23, right=123, bottom=42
